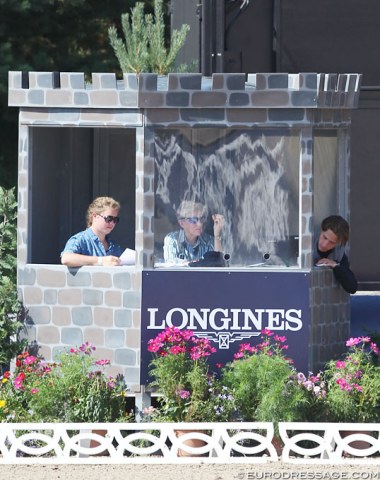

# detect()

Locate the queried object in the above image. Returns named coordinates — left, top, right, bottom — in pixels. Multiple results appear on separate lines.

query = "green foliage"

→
left=109, top=0, right=190, bottom=74
left=0, top=187, right=26, bottom=369
left=0, top=343, right=130, bottom=423
left=221, top=330, right=310, bottom=426
left=0, top=0, right=140, bottom=188
left=108, top=3, right=150, bottom=74
left=146, top=327, right=236, bottom=422
left=323, top=337, right=380, bottom=422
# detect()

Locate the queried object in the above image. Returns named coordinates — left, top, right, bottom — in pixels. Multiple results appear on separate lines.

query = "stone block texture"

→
left=9, top=71, right=360, bottom=389
left=9, top=72, right=362, bottom=110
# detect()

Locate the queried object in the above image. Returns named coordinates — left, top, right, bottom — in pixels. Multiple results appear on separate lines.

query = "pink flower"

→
left=261, top=328, right=273, bottom=336
left=79, top=342, right=96, bottom=355
left=13, top=376, right=24, bottom=390
left=147, top=339, right=163, bottom=353
left=23, top=355, right=37, bottom=365
left=176, top=389, right=190, bottom=399
left=346, top=337, right=361, bottom=347
left=336, top=361, right=346, bottom=369
left=360, top=336, right=371, bottom=343
left=180, top=330, right=194, bottom=341
left=274, top=335, right=287, bottom=343
left=30, top=388, right=39, bottom=394
left=169, top=345, right=185, bottom=355
left=95, top=359, right=111, bottom=366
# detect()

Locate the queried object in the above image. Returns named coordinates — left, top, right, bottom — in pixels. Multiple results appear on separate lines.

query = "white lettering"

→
left=242, top=308, right=264, bottom=330
left=285, top=309, right=302, bottom=331
left=209, top=308, right=230, bottom=330
left=230, top=309, right=242, bottom=330
left=166, top=308, right=187, bottom=329
left=267, top=309, right=285, bottom=330
left=147, top=308, right=163, bottom=329
left=146, top=307, right=303, bottom=333
left=188, top=308, right=209, bottom=330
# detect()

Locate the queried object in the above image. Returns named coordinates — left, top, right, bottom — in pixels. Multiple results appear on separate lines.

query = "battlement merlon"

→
left=8, top=71, right=362, bottom=110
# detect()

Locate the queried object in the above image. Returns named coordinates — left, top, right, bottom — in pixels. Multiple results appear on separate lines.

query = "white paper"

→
left=120, top=248, right=136, bottom=266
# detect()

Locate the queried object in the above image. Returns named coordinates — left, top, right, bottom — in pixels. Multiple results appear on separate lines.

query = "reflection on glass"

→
left=153, top=128, right=300, bottom=268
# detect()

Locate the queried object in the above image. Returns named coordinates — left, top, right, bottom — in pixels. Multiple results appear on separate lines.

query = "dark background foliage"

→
left=0, top=0, right=155, bottom=188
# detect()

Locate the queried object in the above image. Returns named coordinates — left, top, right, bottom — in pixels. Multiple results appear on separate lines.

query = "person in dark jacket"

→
left=314, top=215, right=358, bottom=294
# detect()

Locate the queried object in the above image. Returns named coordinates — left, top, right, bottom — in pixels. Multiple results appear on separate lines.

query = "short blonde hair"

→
left=176, top=201, right=207, bottom=219
left=86, top=197, right=120, bottom=226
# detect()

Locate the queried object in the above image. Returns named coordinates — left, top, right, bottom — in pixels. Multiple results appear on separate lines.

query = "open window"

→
left=29, top=127, right=136, bottom=264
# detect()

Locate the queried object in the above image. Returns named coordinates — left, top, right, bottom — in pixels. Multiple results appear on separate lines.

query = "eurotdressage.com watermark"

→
left=236, top=472, right=380, bottom=479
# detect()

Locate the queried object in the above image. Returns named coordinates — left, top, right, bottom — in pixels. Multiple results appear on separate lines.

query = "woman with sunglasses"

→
left=61, top=196, right=123, bottom=267
left=163, top=200, right=224, bottom=264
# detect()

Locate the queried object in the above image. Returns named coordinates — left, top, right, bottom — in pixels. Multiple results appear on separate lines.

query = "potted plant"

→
left=321, top=336, right=380, bottom=452
left=221, top=329, right=310, bottom=425
left=146, top=327, right=236, bottom=455
left=147, top=326, right=236, bottom=423
left=220, top=329, right=313, bottom=455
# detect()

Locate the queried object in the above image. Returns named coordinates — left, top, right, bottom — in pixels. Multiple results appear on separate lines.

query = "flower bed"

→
left=1, top=333, right=380, bottom=466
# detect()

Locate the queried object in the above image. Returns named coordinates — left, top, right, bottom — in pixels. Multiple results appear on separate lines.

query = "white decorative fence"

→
left=0, top=422, right=379, bottom=464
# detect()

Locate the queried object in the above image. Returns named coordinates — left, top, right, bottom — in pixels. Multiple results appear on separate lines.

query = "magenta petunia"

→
left=346, top=337, right=361, bottom=347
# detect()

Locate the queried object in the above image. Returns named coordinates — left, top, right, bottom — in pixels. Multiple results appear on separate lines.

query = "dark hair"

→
left=321, top=215, right=349, bottom=245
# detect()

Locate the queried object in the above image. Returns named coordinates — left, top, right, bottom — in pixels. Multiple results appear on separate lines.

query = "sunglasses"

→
left=182, top=216, right=206, bottom=224
left=99, top=215, right=120, bottom=224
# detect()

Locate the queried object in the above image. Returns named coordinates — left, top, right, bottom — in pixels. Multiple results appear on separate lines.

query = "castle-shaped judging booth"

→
left=8, top=71, right=361, bottom=406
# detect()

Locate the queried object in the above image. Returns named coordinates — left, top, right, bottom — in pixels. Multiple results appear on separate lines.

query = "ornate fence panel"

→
left=0, top=422, right=378, bottom=464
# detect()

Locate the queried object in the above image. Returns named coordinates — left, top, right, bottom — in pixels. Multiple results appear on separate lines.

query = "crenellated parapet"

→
left=8, top=71, right=362, bottom=110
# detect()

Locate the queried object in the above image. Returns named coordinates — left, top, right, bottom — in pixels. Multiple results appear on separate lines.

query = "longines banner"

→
left=140, top=270, right=311, bottom=385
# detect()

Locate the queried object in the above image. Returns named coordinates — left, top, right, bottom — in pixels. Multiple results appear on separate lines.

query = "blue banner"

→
left=141, top=270, right=311, bottom=384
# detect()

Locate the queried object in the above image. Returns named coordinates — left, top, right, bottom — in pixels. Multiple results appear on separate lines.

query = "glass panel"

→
left=154, top=128, right=300, bottom=268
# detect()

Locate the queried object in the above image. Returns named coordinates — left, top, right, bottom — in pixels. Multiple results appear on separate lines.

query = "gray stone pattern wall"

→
left=9, top=71, right=360, bottom=382
left=309, top=268, right=351, bottom=371
left=9, top=71, right=361, bottom=110
left=15, top=105, right=145, bottom=391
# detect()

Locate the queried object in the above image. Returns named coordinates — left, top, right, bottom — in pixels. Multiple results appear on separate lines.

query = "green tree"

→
left=109, top=0, right=190, bottom=74
left=0, top=187, right=26, bottom=370
left=1, top=0, right=152, bottom=188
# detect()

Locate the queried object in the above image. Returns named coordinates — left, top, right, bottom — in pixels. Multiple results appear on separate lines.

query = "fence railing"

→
left=0, top=422, right=379, bottom=464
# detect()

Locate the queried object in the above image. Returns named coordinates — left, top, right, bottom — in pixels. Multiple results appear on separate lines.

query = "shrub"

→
left=147, top=327, right=236, bottom=422
left=0, top=186, right=26, bottom=371
left=323, top=336, right=380, bottom=422
left=221, top=329, right=310, bottom=425
left=0, top=343, right=130, bottom=423
left=108, top=0, right=190, bottom=74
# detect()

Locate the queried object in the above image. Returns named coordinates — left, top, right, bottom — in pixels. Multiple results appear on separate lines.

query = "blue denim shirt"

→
left=163, top=229, right=214, bottom=262
left=61, top=227, right=123, bottom=257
